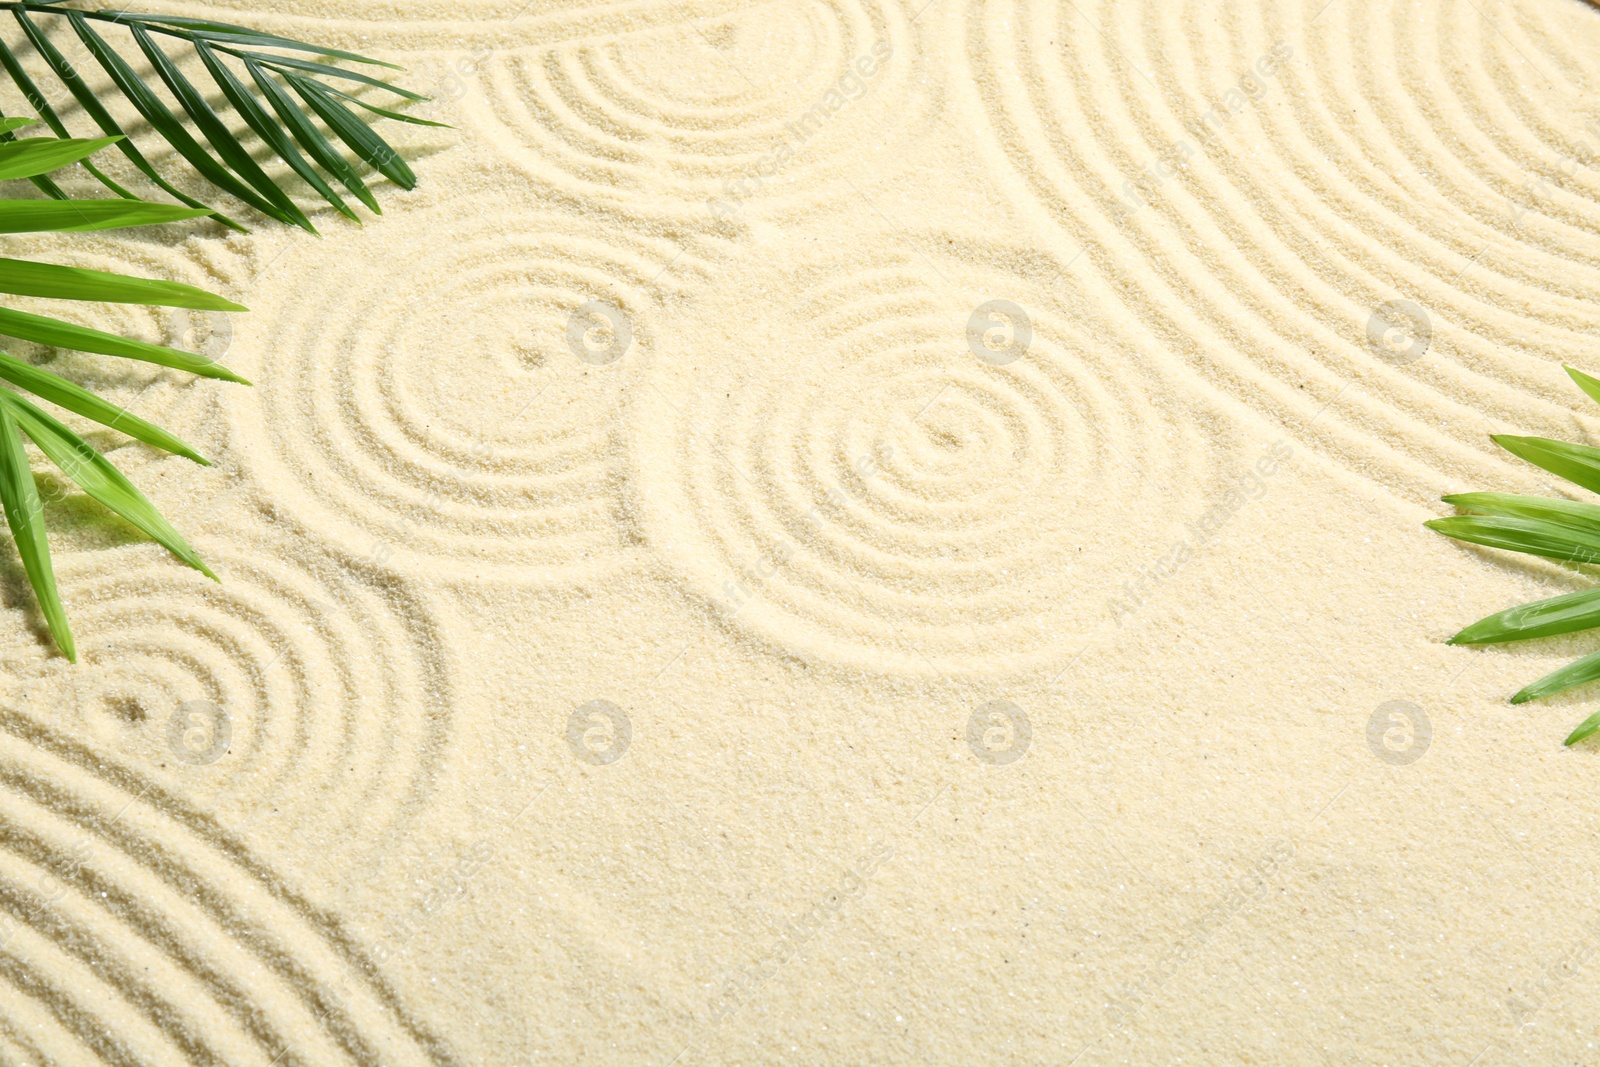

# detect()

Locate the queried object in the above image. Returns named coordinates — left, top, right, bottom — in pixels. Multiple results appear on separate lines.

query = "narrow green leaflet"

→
left=0, top=305, right=248, bottom=382
left=1511, top=649, right=1600, bottom=704
left=0, top=116, right=35, bottom=133
left=288, top=75, right=417, bottom=189
left=1449, top=586, right=1600, bottom=645
left=0, top=40, right=129, bottom=202
left=105, top=12, right=399, bottom=67
left=0, top=134, right=121, bottom=180
left=1565, top=710, right=1600, bottom=746
left=0, top=351, right=207, bottom=463
left=128, top=23, right=311, bottom=230
left=0, top=200, right=212, bottom=234
left=7, top=391, right=213, bottom=579
left=245, top=57, right=379, bottom=212
left=10, top=12, right=235, bottom=228
left=1492, top=435, right=1600, bottom=496
left=323, top=84, right=450, bottom=128
left=0, top=393, right=71, bottom=661
left=1424, top=514, right=1600, bottom=566
left=0, top=257, right=246, bottom=309
left=253, top=52, right=426, bottom=100
left=1431, top=366, right=1600, bottom=744
left=195, top=41, right=355, bottom=221
left=1568, top=365, right=1600, bottom=409
left=65, top=12, right=297, bottom=228
left=1442, top=491, right=1600, bottom=532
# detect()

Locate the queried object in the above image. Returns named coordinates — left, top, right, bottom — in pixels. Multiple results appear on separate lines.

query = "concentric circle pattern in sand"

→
left=951, top=0, right=1600, bottom=501
left=633, top=237, right=1227, bottom=677
left=0, top=716, right=453, bottom=1066
left=0, top=539, right=449, bottom=859
left=232, top=197, right=685, bottom=580
left=470, top=0, right=931, bottom=224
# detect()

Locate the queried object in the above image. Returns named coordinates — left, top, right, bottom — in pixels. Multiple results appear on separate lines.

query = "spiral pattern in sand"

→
left=633, top=237, right=1227, bottom=677
left=470, top=0, right=929, bottom=223
left=0, top=714, right=454, bottom=1067
left=950, top=0, right=1600, bottom=501
left=231, top=197, right=682, bottom=580
left=0, top=538, right=449, bottom=860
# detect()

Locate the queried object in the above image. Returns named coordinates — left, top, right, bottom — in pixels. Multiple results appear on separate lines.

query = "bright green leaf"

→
left=7, top=391, right=213, bottom=579
left=1512, top=649, right=1600, bottom=704
left=0, top=257, right=245, bottom=310
left=1449, top=586, right=1600, bottom=645
left=0, top=393, right=71, bottom=660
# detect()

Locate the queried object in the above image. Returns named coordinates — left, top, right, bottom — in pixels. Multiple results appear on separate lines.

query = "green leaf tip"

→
left=1567, top=365, right=1600, bottom=408
left=1565, top=710, right=1600, bottom=746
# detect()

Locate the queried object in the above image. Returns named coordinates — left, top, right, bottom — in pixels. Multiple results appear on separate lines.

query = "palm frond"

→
left=0, top=2, right=437, bottom=230
left=0, top=132, right=245, bottom=659
left=1430, top=365, right=1600, bottom=744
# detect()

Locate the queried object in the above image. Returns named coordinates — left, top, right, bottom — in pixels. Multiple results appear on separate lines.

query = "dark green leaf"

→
left=10, top=11, right=237, bottom=228
left=97, top=12, right=398, bottom=67
left=7, top=390, right=213, bottom=578
left=0, top=392, right=71, bottom=660
left=288, top=74, right=415, bottom=189
left=127, top=24, right=311, bottom=231
left=65, top=12, right=295, bottom=227
left=323, top=84, right=449, bottom=128
left=194, top=41, right=355, bottom=220
left=1512, top=649, right=1600, bottom=704
left=1448, top=586, right=1600, bottom=645
left=1493, top=434, right=1600, bottom=495
left=255, top=52, right=426, bottom=100
left=0, top=306, right=248, bottom=383
left=245, top=59, right=378, bottom=212
left=0, top=351, right=207, bottom=463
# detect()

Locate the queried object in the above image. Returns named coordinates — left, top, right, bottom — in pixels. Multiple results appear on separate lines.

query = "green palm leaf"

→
left=0, top=9, right=422, bottom=663
left=0, top=256, right=244, bottom=307
left=1430, top=369, right=1600, bottom=744
left=1511, top=650, right=1600, bottom=705
left=7, top=390, right=212, bottom=578
left=0, top=390, right=70, bottom=659
left=1447, top=586, right=1600, bottom=645
left=0, top=133, right=246, bottom=658
left=0, top=198, right=211, bottom=232
left=0, top=3, right=435, bottom=229
left=0, top=351, right=207, bottom=463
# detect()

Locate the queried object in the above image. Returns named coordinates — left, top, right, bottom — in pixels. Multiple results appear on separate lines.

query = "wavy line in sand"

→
left=231, top=197, right=690, bottom=581
left=950, top=0, right=1600, bottom=503
left=0, top=538, right=450, bottom=862
left=468, top=0, right=933, bottom=223
left=632, top=236, right=1230, bottom=677
left=0, top=712, right=456, bottom=1067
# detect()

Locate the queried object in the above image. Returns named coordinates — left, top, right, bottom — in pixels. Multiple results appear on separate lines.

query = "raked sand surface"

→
left=2, top=0, right=1600, bottom=1063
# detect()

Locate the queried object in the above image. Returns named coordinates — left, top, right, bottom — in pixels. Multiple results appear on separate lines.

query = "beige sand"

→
left=3, top=0, right=1600, bottom=1062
